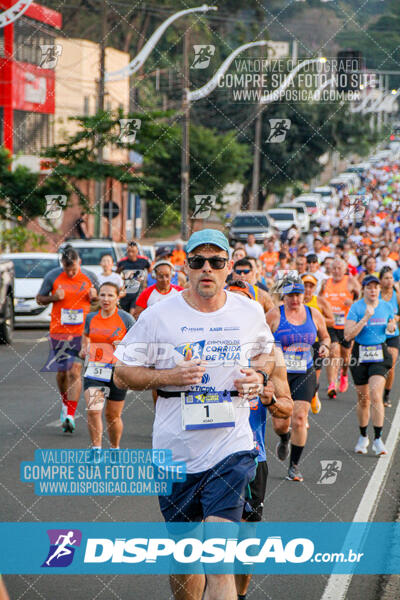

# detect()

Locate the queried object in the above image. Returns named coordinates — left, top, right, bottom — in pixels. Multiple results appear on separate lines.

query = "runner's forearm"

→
left=114, top=364, right=177, bottom=390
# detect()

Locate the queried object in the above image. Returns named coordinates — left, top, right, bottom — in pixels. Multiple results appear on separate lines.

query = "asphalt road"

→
left=1, top=329, right=400, bottom=600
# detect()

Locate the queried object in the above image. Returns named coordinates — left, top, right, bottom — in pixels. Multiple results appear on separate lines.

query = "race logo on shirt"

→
left=174, top=340, right=206, bottom=360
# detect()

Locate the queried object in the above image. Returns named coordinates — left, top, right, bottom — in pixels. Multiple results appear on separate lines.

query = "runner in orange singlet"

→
left=320, top=258, right=360, bottom=399
left=37, top=246, right=99, bottom=433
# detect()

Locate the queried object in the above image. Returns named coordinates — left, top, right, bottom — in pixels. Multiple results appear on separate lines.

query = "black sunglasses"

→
left=187, top=255, right=228, bottom=270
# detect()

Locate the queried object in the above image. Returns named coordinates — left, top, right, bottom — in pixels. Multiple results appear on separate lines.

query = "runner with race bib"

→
left=344, top=275, right=396, bottom=456
left=116, top=241, right=150, bottom=316
left=36, top=246, right=99, bottom=433
left=114, top=229, right=274, bottom=600
left=80, top=282, right=134, bottom=460
left=321, top=257, right=360, bottom=398
left=266, top=277, right=330, bottom=482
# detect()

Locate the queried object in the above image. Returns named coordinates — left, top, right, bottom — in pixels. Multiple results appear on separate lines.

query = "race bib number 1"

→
left=359, top=345, right=384, bottom=363
left=61, top=308, right=84, bottom=325
left=85, top=361, right=113, bottom=381
left=181, top=391, right=235, bottom=430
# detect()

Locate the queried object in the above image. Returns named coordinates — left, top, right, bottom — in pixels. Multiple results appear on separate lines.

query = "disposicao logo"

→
left=42, top=529, right=82, bottom=567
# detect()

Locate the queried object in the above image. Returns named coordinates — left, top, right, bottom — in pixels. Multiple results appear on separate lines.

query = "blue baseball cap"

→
left=362, top=275, right=380, bottom=287
left=186, top=229, right=230, bottom=254
left=282, top=281, right=305, bottom=295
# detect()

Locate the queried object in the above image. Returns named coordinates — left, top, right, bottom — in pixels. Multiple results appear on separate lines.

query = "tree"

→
left=0, top=147, right=69, bottom=225
left=43, top=110, right=251, bottom=227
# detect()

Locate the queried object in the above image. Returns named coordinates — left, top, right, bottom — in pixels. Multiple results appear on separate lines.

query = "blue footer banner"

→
left=1, top=522, right=400, bottom=574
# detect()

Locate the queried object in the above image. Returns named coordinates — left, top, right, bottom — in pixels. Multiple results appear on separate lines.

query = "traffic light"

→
left=337, top=50, right=364, bottom=92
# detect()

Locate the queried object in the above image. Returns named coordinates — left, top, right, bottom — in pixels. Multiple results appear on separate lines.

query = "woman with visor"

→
left=266, top=277, right=330, bottom=482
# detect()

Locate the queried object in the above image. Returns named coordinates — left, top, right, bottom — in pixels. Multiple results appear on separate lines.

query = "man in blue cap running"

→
left=115, top=229, right=276, bottom=600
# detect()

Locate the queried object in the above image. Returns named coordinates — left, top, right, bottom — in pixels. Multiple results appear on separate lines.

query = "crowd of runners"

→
left=34, top=156, right=400, bottom=600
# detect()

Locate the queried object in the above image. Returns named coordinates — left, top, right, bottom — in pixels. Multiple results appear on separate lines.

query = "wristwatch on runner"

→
left=256, top=369, right=276, bottom=407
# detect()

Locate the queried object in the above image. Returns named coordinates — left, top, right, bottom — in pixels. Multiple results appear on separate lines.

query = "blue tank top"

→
left=248, top=398, right=267, bottom=462
left=380, top=288, right=399, bottom=337
left=274, top=304, right=317, bottom=371
left=147, top=271, right=179, bottom=287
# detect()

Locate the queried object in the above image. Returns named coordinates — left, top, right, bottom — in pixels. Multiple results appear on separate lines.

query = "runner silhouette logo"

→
left=42, top=529, right=82, bottom=567
left=267, top=119, right=291, bottom=143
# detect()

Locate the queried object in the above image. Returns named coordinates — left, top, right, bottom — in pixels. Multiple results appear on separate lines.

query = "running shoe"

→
left=60, top=404, right=67, bottom=424
left=286, top=464, right=303, bottom=482
left=372, top=438, right=388, bottom=456
left=339, top=372, right=348, bottom=393
left=354, top=435, right=369, bottom=454
left=327, top=383, right=337, bottom=399
left=311, top=392, right=321, bottom=414
left=62, top=416, right=75, bottom=433
left=89, top=448, right=103, bottom=463
left=276, top=434, right=290, bottom=461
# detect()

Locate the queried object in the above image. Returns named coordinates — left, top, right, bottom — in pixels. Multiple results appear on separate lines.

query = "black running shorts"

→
left=328, top=327, right=352, bottom=349
left=350, top=342, right=392, bottom=386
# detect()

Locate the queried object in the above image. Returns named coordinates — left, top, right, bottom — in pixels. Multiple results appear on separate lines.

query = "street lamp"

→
left=0, top=0, right=34, bottom=28
left=260, top=57, right=327, bottom=105
left=105, top=5, right=217, bottom=82
left=181, top=40, right=269, bottom=239
left=312, top=76, right=336, bottom=101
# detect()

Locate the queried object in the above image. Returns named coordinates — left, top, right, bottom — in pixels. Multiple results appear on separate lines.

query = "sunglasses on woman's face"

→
left=187, top=255, right=228, bottom=270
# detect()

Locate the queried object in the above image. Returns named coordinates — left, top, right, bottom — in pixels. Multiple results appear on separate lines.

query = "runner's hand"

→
left=318, top=344, right=330, bottom=359
left=234, top=368, right=263, bottom=399
left=260, top=380, right=275, bottom=404
left=364, top=305, right=375, bottom=320
left=79, top=348, right=87, bottom=359
left=53, top=286, right=64, bottom=301
left=169, top=348, right=206, bottom=386
left=344, top=299, right=352, bottom=307
left=387, top=318, right=396, bottom=334
left=88, top=287, right=97, bottom=300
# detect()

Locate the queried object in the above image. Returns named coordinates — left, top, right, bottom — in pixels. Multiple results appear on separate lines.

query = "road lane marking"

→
left=320, top=399, right=400, bottom=600
left=13, top=337, right=48, bottom=343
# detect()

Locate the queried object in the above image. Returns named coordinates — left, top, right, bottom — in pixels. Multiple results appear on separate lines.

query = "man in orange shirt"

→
left=260, top=238, right=279, bottom=276
left=37, top=246, right=99, bottom=433
left=170, top=241, right=186, bottom=269
left=320, top=258, right=360, bottom=398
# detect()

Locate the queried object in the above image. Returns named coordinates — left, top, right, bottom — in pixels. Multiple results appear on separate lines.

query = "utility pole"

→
left=181, top=29, right=190, bottom=240
left=251, top=44, right=266, bottom=210
left=95, top=0, right=107, bottom=238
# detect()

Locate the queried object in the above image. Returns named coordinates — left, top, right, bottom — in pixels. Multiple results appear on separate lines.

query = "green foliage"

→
left=0, top=147, right=69, bottom=224
left=44, top=109, right=251, bottom=228
left=0, top=227, right=48, bottom=252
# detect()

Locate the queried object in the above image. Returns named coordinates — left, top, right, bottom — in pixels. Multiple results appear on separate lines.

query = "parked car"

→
left=228, top=212, right=272, bottom=244
left=2, top=253, right=59, bottom=327
left=313, top=186, right=339, bottom=208
left=293, top=194, right=322, bottom=222
left=280, top=203, right=310, bottom=232
left=337, top=172, right=361, bottom=191
left=345, top=162, right=371, bottom=175
left=58, top=239, right=120, bottom=276
left=0, top=255, right=14, bottom=343
left=267, top=208, right=299, bottom=232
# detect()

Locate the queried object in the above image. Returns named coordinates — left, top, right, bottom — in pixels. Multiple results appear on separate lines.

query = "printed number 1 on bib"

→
left=181, top=392, right=235, bottom=430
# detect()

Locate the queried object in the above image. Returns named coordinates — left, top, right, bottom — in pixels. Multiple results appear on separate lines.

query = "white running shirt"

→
left=114, top=291, right=274, bottom=473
